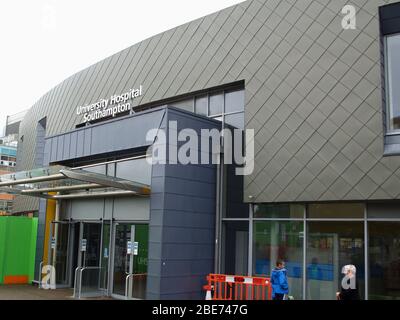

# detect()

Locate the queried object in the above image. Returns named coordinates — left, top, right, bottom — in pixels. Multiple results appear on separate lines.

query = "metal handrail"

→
left=125, top=273, right=134, bottom=300
left=73, top=266, right=83, bottom=298
left=124, top=273, right=147, bottom=300
left=77, top=266, right=102, bottom=299
left=38, top=261, right=44, bottom=289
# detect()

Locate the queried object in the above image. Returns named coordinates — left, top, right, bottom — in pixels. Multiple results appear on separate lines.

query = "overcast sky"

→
left=0, top=0, right=243, bottom=135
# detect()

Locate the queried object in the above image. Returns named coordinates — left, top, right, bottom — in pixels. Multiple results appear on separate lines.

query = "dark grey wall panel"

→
left=83, top=128, right=92, bottom=157
left=43, top=141, right=50, bottom=167
left=70, top=131, right=78, bottom=160
left=147, top=109, right=218, bottom=300
left=76, top=130, right=85, bottom=159
left=380, top=2, right=400, bottom=35
left=63, top=133, right=71, bottom=160
left=43, top=108, right=165, bottom=164
left=50, top=137, right=58, bottom=163
left=56, top=136, right=64, bottom=161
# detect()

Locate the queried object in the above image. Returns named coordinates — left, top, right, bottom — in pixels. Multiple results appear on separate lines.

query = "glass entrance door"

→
left=49, top=221, right=77, bottom=288
left=76, top=222, right=103, bottom=297
left=78, top=222, right=102, bottom=268
left=111, top=223, right=149, bottom=299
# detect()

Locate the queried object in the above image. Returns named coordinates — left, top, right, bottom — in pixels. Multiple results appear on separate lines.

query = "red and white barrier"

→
left=203, top=274, right=272, bottom=300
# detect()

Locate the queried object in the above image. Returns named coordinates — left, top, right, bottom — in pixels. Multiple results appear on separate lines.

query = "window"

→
left=385, top=34, right=400, bottom=133
left=225, top=113, right=244, bottom=130
left=368, top=222, right=400, bottom=300
left=253, top=221, right=304, bottom=299
left=254, top=204, right=304, bottom=219
left=222, top=221, right=248, bottom=275
left=307, top=221, right=365, bottom=300
left=84, top=164, right=106, bottom=175
left=224, top=165, right=249, bottom=218
left=115, top=157, right=152, bottom=185
left=209, top=92, right=224, bottom=116
left=307, top=203, right=364, bottom=219
left=169, top=99, right=194, bottom=112
left=225, top=89, right=244, bottom=113
left=195, top=95, right=208, bottom=116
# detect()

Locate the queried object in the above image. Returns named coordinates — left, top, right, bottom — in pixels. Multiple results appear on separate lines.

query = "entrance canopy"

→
left=0, top=165, right=151, bottom=200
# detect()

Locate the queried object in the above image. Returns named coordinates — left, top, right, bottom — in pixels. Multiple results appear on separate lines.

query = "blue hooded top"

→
left=271, top=267, right=289, bottom=297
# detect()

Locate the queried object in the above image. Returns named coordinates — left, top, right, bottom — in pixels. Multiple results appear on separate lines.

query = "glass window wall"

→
left=369, top=222, right=400, bottom=300
left=306, top=221, right=365, bottom=300
left=253, top=221, right=304, bottom=299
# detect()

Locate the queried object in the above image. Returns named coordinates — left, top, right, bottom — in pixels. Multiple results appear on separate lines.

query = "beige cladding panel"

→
left=16, top=0, right=400, bottom=210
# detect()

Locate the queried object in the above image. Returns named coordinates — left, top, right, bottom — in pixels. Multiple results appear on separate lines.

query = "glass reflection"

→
left=253, top=221, right=303, bottom=300
left=307, top=222, right=364, bottom=300
left=369, top=222, right=400, bottom=300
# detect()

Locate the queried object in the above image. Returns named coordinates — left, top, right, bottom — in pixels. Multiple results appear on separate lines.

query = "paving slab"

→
left=0, top=285, right=113, bottom=300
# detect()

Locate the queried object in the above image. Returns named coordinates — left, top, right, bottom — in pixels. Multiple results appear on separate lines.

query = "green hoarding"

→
left=0, top=216, right=38, bottom=284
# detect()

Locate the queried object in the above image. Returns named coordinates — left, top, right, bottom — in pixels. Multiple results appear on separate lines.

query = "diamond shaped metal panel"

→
left=14, top=0, right=400, bottom=213
left=244, top=0, right=400, bottom=202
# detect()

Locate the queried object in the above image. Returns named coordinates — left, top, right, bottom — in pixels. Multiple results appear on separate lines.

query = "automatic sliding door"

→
left=111, top=223, right=149, bottom=299
left=77, top=222, right=103, bottom=297
left=81, top=223, right=102, bottom=267
left=112, top=223, right=132, bottom=297
left=49, top=221, right=74, bottom=288
left=130, top=224, right=149, bottom=299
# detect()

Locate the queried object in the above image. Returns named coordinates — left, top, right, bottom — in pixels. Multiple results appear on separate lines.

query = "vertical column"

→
left=248, top=205, right=253, bottom=276
left=364, top=206, right=368, bottom=300
left=302, top=207, right=307, bottom=300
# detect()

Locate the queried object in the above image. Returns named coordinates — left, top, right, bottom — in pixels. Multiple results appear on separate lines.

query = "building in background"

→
left=4, top=110, right=28, bottom=138
left=0, top=143, right=17, bottom=216
left=0, top=110, right=27, bottom=216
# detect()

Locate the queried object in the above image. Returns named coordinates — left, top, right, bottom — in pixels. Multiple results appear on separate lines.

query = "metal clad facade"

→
left=15, top=0, right=400, bottom=213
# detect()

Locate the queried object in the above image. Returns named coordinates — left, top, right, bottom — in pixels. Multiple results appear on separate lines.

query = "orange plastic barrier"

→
left=3, top=275, right=29, bottom=284
left=203, top=274, right=272, bottom=300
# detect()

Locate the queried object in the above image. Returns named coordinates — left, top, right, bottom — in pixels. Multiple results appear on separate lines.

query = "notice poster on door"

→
left=133, top=242, right=139, bottom=256
left=81, top=239, right=87, bottom=252
left=127, top=241, right=132, bottom=255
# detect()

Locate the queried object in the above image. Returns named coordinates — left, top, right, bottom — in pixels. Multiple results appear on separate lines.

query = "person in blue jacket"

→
left=271, top=259, right=289, bottom=300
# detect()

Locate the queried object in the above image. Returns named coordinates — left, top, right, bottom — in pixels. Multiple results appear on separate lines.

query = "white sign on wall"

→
left=76, top=85, right=143, bottom=123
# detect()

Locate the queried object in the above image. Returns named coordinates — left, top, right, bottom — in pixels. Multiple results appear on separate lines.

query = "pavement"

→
left=0, top=284, right=113, bottom=300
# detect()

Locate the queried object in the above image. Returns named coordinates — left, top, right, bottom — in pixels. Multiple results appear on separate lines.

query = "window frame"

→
left=384, top=33, right=400, bottom=135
